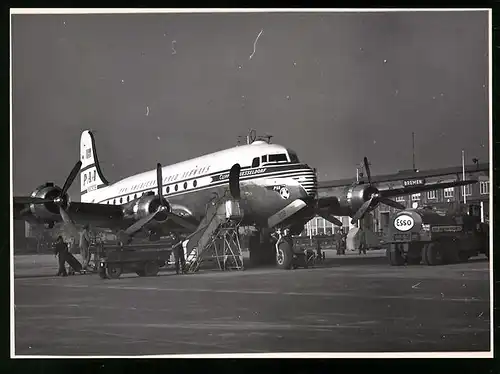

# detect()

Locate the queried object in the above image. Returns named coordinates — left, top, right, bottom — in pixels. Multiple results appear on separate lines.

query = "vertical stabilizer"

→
left=80, top=130, right=109, bottom=202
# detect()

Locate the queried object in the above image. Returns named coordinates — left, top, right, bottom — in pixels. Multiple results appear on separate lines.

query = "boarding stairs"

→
left=184, top=196, right=244, bottom=273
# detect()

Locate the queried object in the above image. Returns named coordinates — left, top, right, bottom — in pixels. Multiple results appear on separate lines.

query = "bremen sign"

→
left=403, top=178, right=426, bottom=187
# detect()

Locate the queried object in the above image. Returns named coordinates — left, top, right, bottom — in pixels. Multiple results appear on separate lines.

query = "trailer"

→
left=383, top=204, right=489, bottom=266
left=94, top=240, right=175, bottom=279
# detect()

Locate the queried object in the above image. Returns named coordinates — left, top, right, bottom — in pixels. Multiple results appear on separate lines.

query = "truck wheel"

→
left=276, top=240, right=293, bottom=270
left=144, top=261, right=160, bottom=276
left=407, top=244, right=422, bottom=265
left=387, top=245, right=405, bottom=266
left=422, top=243, right=444, bottom=266
left=106, top=263, right=122, bottom=279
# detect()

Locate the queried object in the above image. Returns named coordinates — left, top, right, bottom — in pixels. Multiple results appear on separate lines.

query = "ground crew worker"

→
left=358, top=228, right=367, bottom=255
left=79, top=224, right=91, bottom=270
left=171, top=233, right=186, bottom=274
left=54, top=236, right=68, bottom=277
left=335, top=231, right=342, bottom=255
left=341, top=232, right=347, bottom=255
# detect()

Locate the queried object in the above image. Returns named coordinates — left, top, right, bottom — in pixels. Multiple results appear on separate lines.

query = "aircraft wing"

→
left=14, top=198, right=199, bottom=235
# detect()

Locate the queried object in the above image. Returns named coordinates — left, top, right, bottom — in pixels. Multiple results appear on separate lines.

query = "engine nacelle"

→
left=321, top=184, right=379, bottom=217
left=28, top=182, right=69, bottom=221
left=125, top=193, right=171, bottom=223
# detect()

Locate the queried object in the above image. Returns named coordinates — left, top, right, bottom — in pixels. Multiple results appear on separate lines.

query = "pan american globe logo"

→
left=279, top=187, right=290, bottom=200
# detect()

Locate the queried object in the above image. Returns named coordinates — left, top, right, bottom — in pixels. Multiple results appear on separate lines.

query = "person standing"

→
left=79, top=224, right=91, bottom=270
left=171, top=233, right=186, bottom=274
left=54, top=236, right=68, bottom=277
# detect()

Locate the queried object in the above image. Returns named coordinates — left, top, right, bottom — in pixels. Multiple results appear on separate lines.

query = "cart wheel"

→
left=106, top=263, right=122, bottom=279
left=144, top=261, right=159, bottom=277
left=276, top=240, right=293, bottom=270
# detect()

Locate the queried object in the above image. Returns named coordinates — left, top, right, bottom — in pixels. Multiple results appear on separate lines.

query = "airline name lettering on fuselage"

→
left=83, top=170, right=97, bottom=186
left=117, top=166, right=211, bottom=195
left=217, top=168, right=267, bottom=181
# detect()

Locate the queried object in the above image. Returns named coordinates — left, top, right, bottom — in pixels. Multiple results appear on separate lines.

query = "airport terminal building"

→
left=303, top=162, right=490, bottom=236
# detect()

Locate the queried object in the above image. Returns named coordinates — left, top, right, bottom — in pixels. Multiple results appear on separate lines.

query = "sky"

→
left=11, top=10, right=490, bottom=200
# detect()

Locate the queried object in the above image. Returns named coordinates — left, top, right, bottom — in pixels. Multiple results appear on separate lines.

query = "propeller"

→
left=123, top=163, right=169, bottom=237
left=350, top=157, right=405, bottom=225
left=20, top=161, right=82, bottom=236
left=229, top=163, right=241, bottom=200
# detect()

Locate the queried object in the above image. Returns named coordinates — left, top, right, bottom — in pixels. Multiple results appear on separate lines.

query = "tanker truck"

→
left=383, top=204, right=489, bottom=266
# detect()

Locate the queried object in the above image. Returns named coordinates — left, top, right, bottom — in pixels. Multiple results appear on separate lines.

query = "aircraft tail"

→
left=80, top=130, right=110, bottom=201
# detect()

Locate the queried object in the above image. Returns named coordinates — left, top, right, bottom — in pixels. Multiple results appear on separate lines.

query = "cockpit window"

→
left=288, top=150, right=300, bottom=163
left=252, top=157, right=260, bottom=168
left=261, top=155, right=268, bottom=163
left=268, top=153, right=288, bottom=163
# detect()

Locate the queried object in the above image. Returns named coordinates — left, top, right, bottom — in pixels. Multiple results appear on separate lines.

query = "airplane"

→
left=13, top=130, right=478, bottom=270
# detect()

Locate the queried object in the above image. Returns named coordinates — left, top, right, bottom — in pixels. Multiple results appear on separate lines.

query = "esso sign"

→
left=394, top=214, right=415, bottom=232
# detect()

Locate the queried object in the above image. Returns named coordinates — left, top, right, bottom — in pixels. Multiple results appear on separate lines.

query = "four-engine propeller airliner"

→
left=13, top=130, right=477, bottom=269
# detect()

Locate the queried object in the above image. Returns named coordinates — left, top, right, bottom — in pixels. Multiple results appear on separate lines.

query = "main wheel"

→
left=422, top=243, right=444, bottom=266
left=144, top=261, right=160, bottom=276
left=106, top=263, right=123, bottom=279
left=276, top=240, right=293, bottom=270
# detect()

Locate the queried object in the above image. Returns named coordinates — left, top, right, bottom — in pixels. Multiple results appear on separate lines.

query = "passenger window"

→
left=107, top=201, right=109, bottom=205
left=193, top=180, right=197, bottom=188
left=183, top=182, right=188, bottom=190
left=252, top=157, right=260, bottom=168
left=119, top=197, right=122, bottom=204
left=134, top=194, right=137, bottom=199
left=167, top=186, right=170, bottom=193
left=175, top=184, right=178, bottom=192
left=113, top=199, right=116, bottom=205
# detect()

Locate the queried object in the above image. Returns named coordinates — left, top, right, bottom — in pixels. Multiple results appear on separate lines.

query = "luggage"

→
left=65, top=252, right=83, bottom=273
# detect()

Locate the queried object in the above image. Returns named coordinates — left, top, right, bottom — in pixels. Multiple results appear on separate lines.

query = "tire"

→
left=407, top=256, right=422, bottom=265
left=422, top=243, right=444, bottom=266
left=144, top=261, right=159, bottom=276
left=106, top=263, right=122, bottom=279
left=407, top=243, right=422, bottom=265
left=136, top=270, right=145, bottom=277
left=387, top=244, right=405, bottom=266
left=276, top=240, right=293, bottom=270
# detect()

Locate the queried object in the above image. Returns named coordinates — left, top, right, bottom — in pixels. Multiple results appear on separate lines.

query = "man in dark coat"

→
left=171, top=233, right=186, bottom=274
left=54, top=236, right=68, bottom=276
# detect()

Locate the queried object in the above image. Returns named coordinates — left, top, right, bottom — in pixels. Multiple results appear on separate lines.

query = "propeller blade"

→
left=15, top=197, right=53, bottom=205
left=350, top=196, right=374, bottom=224
left=167, top=214, right=199, bottom=232
left=329, top=216, right=343, bottom=227
left=60, top=161, right=83, bottom=197
left=59, top=206, right=79, bottom=238
left=379, top=197, right=405, bottom=210
left=124, top=208, right=163, bottom=236
left=364, top=157, right=372, bottom=185
left=156, top=163, right=167, bottom=206
left=229, top=163, right=241, bottom=199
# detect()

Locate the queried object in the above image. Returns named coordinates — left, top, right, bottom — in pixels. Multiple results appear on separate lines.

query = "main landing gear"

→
left=248, top=227, right=308, bottom=270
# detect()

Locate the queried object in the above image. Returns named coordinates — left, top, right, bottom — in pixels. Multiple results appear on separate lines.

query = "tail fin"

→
left=80, top=130, right=109, bottom=201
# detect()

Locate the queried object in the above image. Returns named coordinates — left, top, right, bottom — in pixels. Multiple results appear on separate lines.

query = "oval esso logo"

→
left=394, top=214, right=415, bottom=232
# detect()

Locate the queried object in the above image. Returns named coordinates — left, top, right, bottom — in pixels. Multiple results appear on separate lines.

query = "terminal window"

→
left=412, top=193, right=421, bottom=201
left=480, top=181, right=489, bottom=195
left=427, top=190, right=437, bottom=199
left=463, top=184, right=472, bottom=196
left=444, top=187, right=454, bottom=198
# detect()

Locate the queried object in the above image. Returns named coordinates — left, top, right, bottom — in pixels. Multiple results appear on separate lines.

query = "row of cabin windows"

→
left=104, top=179, right=199, bottom=205
left=252, top=152, right=297, bottom=168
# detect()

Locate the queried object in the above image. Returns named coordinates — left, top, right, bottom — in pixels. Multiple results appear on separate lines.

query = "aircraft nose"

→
left=299, top=166, right=318, bottom=198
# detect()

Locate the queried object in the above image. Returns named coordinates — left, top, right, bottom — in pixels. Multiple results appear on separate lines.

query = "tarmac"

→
left=13, top=249, right=491, bottom=356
